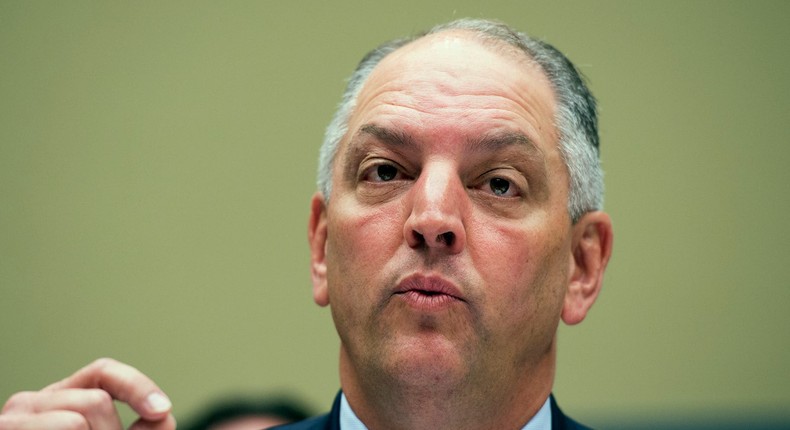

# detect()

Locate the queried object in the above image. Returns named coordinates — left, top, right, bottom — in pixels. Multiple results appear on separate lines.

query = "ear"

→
left=308, top=192, right=330, bottom=307
left=562, top=211, right=613, bottom=325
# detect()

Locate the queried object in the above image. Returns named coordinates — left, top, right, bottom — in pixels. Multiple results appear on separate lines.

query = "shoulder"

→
left=550, top=395, right=593, bottom=430
left=269, top=391, right=342, bottom=430
left=559, top=415, right=593, bottom=430
left=269, top=413, right=331, bottom=430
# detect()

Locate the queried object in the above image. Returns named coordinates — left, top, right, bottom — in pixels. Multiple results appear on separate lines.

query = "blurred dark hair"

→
left=180, top=395, right=313, bottom=430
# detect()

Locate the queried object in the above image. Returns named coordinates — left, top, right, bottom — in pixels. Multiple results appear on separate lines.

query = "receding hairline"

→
left=339, top=29, right=557, bottom=153
left=370, top=28, right=543, bottom=83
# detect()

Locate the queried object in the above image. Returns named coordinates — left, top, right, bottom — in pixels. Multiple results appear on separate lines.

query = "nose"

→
left=403, top=165, right=466, bottom=254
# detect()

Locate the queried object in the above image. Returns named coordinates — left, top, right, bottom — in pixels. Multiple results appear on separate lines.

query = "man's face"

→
left=309, top=32, right=589, bottom=394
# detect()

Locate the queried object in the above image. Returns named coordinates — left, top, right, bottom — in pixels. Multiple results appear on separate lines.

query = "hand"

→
left=0, top=358, right=176, bottom=430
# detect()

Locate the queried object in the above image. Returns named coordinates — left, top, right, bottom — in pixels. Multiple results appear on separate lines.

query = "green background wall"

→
left=2, top=1, right=788, bottom=426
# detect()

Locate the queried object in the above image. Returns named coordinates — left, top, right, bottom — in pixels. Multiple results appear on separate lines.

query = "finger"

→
left=0, top=410, right=88, bottom=430
left=3, top=389, right=122, bottom=430
left=128, top=413, right=177, bottom=430
left=44, top=358, right=172, bottom=421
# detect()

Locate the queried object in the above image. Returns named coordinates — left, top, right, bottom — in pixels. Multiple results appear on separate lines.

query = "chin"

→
left=377, top=332, right=473, bottom=389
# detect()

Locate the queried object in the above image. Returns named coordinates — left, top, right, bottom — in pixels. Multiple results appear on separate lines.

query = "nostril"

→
left=437, top=232, right=455, bottom=247
left=408, top=230, right=456, bottom=249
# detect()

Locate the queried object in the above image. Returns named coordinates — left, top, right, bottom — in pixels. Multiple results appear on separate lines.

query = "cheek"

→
left=324, top=200, right=408, bottom=346
left=325, top=200, right=405, bottom=295
left=471, top=217, right=570, bottom=317
left=472, top=226, right=532, bottom=303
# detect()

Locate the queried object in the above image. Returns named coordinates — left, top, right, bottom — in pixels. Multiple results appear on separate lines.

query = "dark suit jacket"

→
left=272, top=391, right=591, bottom=430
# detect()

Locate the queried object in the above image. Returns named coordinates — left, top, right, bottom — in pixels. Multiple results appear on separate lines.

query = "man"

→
left=0, top=18, right=612, bottom=430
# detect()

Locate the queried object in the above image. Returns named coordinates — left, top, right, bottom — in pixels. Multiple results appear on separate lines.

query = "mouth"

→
left=393, top=274, right=466, bottom=310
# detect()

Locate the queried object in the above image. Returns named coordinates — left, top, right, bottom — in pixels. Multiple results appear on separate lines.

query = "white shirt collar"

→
left=339, top=393, right=552, bottom=430
left=339, top=394, right=368, bottom=430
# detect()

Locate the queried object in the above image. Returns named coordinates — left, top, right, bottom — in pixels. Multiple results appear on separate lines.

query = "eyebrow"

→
left=341, top=124, right=417, bottom=179
left=467, top=130, right=545, bottom=163
left=352, top=124, right=543, bottom=158
left=357, top=124, right=417, bottom=150
left=340, top=124, right=410, bottom=183
left=344, top=124, right=416, bottom=161
left=343, top=124, right=547, bottom=181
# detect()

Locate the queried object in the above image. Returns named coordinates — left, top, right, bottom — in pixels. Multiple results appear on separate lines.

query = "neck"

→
left=338, top=345, right=556, bottom=430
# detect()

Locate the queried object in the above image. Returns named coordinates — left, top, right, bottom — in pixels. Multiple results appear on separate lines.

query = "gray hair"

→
left=317, top=18, right=603, bottom=223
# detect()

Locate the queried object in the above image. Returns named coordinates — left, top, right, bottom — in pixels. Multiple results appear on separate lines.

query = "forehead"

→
left=347, top=31, right=558, bottom=150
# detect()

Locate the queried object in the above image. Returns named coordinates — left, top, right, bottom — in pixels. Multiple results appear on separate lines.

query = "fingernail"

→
left=146, top=392, right=172, bottom=413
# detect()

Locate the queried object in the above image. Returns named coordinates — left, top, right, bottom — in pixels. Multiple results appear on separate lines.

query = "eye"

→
left=361, top=162, right=406, bottom=183
left=489, top=177, right=512, bottom=196
left=375, top=164, right=398, bottom=181
left=473, top=171, right=525, bottom=199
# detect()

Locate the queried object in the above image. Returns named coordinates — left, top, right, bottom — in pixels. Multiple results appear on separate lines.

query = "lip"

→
left=393, top=273, right=466, bottom=310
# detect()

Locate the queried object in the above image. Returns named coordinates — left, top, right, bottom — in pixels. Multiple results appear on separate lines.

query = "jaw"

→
left=336, top=311, right=559, bottom=430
